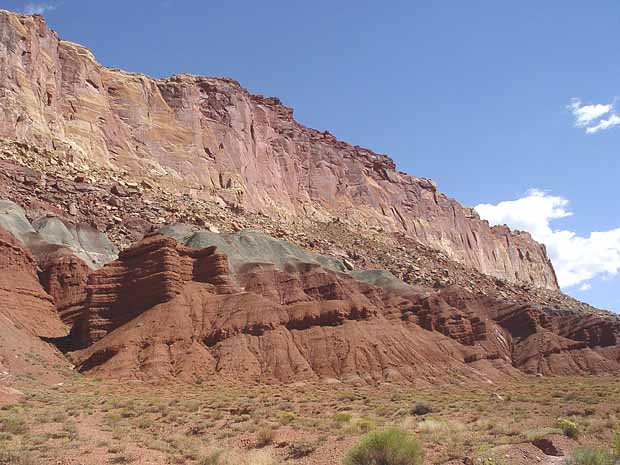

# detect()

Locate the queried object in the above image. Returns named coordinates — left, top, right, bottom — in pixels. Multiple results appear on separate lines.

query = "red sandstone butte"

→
left=68, top=235, right=620, bottom=383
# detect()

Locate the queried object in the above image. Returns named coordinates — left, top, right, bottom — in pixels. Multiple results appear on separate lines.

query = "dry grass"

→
left=4, top=375, right=620, bottom=464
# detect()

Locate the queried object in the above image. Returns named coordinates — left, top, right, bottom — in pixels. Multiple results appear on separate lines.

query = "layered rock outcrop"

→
left=71, top=234, right=517, bottom=383
left=39, top=252, right=90, bottom=326
left=68, top=232, right=620, bottom=383
left=79, top=234, right=236, bottom=345
left=0, top=9, right=558, bottom=290
left=0, top=226, right=71, bottom=385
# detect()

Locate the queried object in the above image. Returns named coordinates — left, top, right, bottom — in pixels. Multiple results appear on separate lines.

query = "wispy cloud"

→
left=476, top=189, right=620, bottom=291
left=585, top=114, right=620, bottom=134
left=568, top=98, right=619, bottom=134
left=24, top=3, right=57, bottom=15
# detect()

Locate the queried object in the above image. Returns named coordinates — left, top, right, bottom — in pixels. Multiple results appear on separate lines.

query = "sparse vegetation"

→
left=200, top=450, right=225, bottom=465
left=2, top=376, right=620, bottom=464
left=256, top=426, right=276, bottom=447
left=558, top=418, right=580, bottom=439
left=288, top=440, right=316, bottom=459
left=0, top=449, right=35, bottom=465
left=334, top=412, right=353, bottom=424
left=344, top=427, right=424, bottom=465
left=567, top=448, right=615, bottom=465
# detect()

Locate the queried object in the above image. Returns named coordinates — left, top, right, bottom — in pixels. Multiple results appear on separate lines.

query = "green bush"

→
left=567, top=447, right=614, bottom=465
left=344, top=427, right=424, bottom=465
left=557, top=419, right=579, bottom=439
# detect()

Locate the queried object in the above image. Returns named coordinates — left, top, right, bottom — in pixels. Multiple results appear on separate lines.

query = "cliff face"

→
left=0, top=226, right=71, bottom=386
left=68, top=233, right=619, bottom=383
left=0, top=10, right=559, bottom=290
left=81, top=235, right=235, bottom=345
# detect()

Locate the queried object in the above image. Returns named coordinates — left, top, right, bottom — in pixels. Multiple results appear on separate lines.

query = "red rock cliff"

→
left=0, top=10, right=559, bottom=290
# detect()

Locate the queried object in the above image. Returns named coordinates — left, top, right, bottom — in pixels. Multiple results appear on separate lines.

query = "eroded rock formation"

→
left=68, top=233, right=620, bottom=383
left=0, top=226, right=71, bottom=385
left=0, top=9, right=558, bottom=290
left=80, top=234, right=236, bottom=344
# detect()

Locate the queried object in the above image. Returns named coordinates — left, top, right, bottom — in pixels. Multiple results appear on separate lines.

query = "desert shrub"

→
left=567, top=447, right=614, bottom=465
left=108, top=454, right=136, bottom=464
left=557, top=418, right=579, bottom=439
left=0, top=449, right=36, bottom=465
left=334, top=412, right=353, bottom=425
left=0, top=414, right=28, bottom=435
left=288, top=440, right=316, bottom=459
left=411, top=402, right=433, bottom=416
left=256, top=427, right=276, bottom=447
left=200, top=450, right=226, bottom=465
left=523, top=427, right=562, bottom=441
left=352, top=418, right=376, bottom=433
left=201, top=449, right=278, bottom=465
left=344, top=427, right=424, bottom=465
left=277, top=411, right=296, bottom=424
left=612, top=432, right=620, bottom=460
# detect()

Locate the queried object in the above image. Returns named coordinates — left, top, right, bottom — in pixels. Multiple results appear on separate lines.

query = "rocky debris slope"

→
left=0, top=226, right=72, bottom=390
left=0, top=9, right=558, bottom=290
left=0, top=198, right=117, bottom=268
left=0, top=189, right=617, bottom=385
left=0, top=141, right=597, bottom=315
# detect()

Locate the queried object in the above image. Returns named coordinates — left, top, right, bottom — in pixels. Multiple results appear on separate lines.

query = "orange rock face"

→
left=77, top=235, right=236, bottom=345
left=39, top=252, right=91, bottom=326
left=0, top=10, right=558, bottom=290
left=68, top=235, right=620, bottom=383
left=0, top=227, right=70, bottom=385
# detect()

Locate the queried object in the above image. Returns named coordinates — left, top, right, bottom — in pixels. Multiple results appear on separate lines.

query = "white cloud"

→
left=568, top=99, right=611, bottom=127
left=585, top=114, right=620, bottom=134
left=475, top=190, right=620, bottom=289
left=568, top=98, right=620, bottom=134
left=24, top=3, right=56, bottom=15
left=579, top=283, right=592, bottom=291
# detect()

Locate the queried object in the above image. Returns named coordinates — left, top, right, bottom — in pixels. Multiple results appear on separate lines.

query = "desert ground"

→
left=2, top=375, right=619, bottom=465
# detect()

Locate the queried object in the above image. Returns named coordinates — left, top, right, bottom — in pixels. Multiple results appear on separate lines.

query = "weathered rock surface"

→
left=39, top=252, right=90, bottom=326
left=0, top=199, right=118, bottom=268
left=69, top=233, right=620, bottom=383
left=0, top=226, right=71, bottom=386
left=79, top=234, right=235, bottom=345
left=0, top=9, right=558, bottom=290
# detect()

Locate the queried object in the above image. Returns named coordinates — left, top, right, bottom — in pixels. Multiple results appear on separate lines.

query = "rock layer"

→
left=0, top=226, right=71, bottom=385
left=79, top=234, right=236, bottom=344
left=0, top=10, right=558, bottom=290
left=69, top=233, right=620, bottom=383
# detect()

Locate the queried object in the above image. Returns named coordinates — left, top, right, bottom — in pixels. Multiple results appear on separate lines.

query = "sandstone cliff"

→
left=0, top=10, right=558, bottom=290
left=0, top=226, right=71, bottom=388
left=68, top=233, right=620, bottom=383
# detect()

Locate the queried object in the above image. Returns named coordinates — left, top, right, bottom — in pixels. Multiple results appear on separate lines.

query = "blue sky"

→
left=5, top=1, right=620, bottom=311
